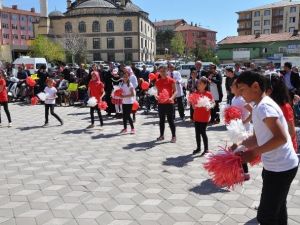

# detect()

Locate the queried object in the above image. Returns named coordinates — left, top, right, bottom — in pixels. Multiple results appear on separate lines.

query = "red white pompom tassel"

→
left=224, top=106, right=242, bottom=125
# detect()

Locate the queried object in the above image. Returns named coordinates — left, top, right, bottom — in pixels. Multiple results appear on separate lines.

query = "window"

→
left=124, top=19, right=132, bottom=31
left=107, top=38, right=115, bottom=49
left=3, top=34, right=9, bottom=39
left=21, top=16, right=26, bottom=21
left=124, top=37, right=132, bottom=48
left=20, top=26, right=26, bottom=30
left=12, top=24, right=18, bottom=30
left=254, top=21, right=260, bottom=26
left=65, top=22, right=72, bottom=33
left=2, top=23, right=9, bottom=29
left=107, top=52, right=115, bottom=62
left=28, top=25, right=33, bottom=31
left=264, top=20, right=270, bottom=26
left=125, top=53, right=133, bottom=62
left=13, top=34, right=18, bottom=39
left=1, top=13, right=8, bottom=19
left=254, top=30, right=260, bottom=34
left=12, top=14, right=18, bottom=21
left=264, top=10, right=270, bottom=16
left=290, top=7, right=296, bottom=13
left=93, top=38, right=100, bottom=49
left=78, top=21, right=86, bottom=33
left=141, top=21, right=143, bottom=32
left=263, top=29, right=270, bottom=34
left=141, top=38, right=143, bottom=48
left=93, top=53, right=101, bottom=61
left=289, top=17, right=296, bottom=23
left=106, top=20, right=114, bottom=32
left=289, top=27, right=295, bottom=32
left=21, top=35, right=26, bottom=40
left=254, top=11, right=260, bottom=17
left=92, top=21, right=100, bottom=32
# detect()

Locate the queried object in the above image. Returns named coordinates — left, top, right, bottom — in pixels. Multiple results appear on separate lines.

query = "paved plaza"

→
left=0, top=103, right=300, bottom=225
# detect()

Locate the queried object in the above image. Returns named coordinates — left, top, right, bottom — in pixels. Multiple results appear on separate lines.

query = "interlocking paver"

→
left=0, top=103, right=299, bottom=225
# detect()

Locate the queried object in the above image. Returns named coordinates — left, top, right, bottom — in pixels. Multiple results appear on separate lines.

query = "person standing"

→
left=168, top=64, right=185, bottom=120
left=155, top=65, right=177, bottom=143
left=282, top=62, right=300, bottom=100
left=225, top=67, right=236, bottom=105
left=0, top=70, right=12, bottom=127
left=187, top=68, right=198, bottom=121
left=37, top=65, right=49, bottom=93
left=140, top=65, right=150, bottom=81
left=43, top=79, right=63, bottom=127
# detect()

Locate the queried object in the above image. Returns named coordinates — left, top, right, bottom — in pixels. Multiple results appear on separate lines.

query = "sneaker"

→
left=60, top=121, right=64, bottom=126
left=192, top=149, right=201, bottom=155
left=171, top=137, right=176, bottom=143
left=8, top=123, right=12, bottom=128
left=244, top=173, right=250, bottom=181
left=87, top=124, right=95, bottom=129
left=120, top=129, right=127, bottom=134
left=43, top=123, right=49, bottom=127
left=130, top=129, right=135, bottom=134
left=156, top=136, right=164, bottom=141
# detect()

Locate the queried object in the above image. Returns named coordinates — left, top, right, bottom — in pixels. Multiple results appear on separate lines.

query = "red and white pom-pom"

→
left=226, top=119, right=249, bottom=144
left=196, top=96, right=214, bottom=110
left=188, top=93, right=200, bottom=106
left=141, top=81, right=150, bottom=90
left=132, top=101, right=139, bottom=111
left=98, top=101, right=108, bottom=110
left=37, top=92, right=46, bottom=102
left=149, top=73, right=157, bottom=81
left=148, top=87, right=158, bottom=96
left=26, top=77, right=36, bottom=87
left=158, top=89, right=170, bottom=103
left=224, top=106, right=242, bottom=125
left=87, top=97, right=98, bottom=107
left=112, top=86, right=123, bottom=98
left=203, top=147, right=244, bottom=189
left=31, top=96, right=39, bottom=105
left=249, top=153, right=261, bottom=166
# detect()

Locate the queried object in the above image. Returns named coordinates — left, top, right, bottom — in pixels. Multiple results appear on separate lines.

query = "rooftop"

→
left=237, top=0, right=300, bottom=13
left=175, top=24, right=217, bottom=33
left=0, top=6, right=40, bottom=16
left=153, top=19, right=186, bottom=27
left=218, top=32, right=300, bottom=45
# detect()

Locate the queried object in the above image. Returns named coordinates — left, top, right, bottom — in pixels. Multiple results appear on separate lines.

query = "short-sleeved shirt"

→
left=44, top=86, right=57, bottom=105
left=0, top=79, right=8, bottom=103
left=252, top=96, right=298, bottom=172
left=155, top=76, right=175, bottom=104
left=121, top=82, right=135, bottom=104
left=281, top=103, right=297, bottom=152
left=193, top=91, right=213, bottom=123
left=89, top=81, right=104, bottom=102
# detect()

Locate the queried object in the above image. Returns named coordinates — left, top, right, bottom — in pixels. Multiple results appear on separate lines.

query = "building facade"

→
left=237, top=0, right=300, bottom=36
left=0, top=4, right=40, bottom=61
left=35, top=0, right=156, bottom=63
left=153, top=19, right=186, bottom=32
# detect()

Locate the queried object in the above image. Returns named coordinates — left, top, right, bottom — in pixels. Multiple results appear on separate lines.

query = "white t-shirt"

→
left=252, top=96, right=298, bottom=172
left=210, top=83, right=219, bottom=101
left=232, top=96, right=251, bottom=131
left=168, top=70, right=184, bottom=97
left=121, top=82, right=135, bottom=104
left=44, top=86, right=57, bottom=105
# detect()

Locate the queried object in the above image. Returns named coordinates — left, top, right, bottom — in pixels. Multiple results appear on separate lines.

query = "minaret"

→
left=39, top=0, right=48, bottom=17
left=0, top=0, right=3, bottom=9
left=67, top=0, right=71, bottom=9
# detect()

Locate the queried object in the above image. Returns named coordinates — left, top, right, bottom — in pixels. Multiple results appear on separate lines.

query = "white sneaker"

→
left=8, top=123, right=12, bottom=128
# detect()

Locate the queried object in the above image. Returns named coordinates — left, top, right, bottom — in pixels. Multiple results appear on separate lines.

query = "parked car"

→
left=178, top=63, right=195, bottom=78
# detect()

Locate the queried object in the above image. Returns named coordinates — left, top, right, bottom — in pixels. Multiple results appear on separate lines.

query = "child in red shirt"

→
left=193, top=77, right=214, bottom=155
left=0, top=70, right=12, bottom=127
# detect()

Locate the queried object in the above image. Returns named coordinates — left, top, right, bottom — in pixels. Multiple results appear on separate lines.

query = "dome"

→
left=49, top=10, right=64, bottom=17
left=76, top=0, right=117, bottom=9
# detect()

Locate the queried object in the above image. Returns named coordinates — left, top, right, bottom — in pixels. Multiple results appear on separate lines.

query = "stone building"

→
left=35, top=0, right=156, bottom=63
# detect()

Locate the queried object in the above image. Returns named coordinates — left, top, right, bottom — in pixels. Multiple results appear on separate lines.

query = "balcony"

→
left=237, top=27, right=252, bottom=32
left=237, top=17, right=252, bottom=23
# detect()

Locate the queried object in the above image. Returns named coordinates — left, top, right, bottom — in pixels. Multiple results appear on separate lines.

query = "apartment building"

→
left=237, top=0, right=300, bottom=36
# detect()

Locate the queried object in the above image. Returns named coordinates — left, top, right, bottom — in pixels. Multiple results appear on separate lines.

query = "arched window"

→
left=65, top=22, right=72, bottom=33
left=92, top=21, right=100, bottom=32
left=106, top=20, right=114, bottom=32
left=124, top=19, right=132, bottom=31
left=78, top=21, right=86, bottom=33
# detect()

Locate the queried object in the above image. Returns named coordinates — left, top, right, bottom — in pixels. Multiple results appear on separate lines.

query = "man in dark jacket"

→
left=283, top=62, right=300, bottom=100
left=225, top=67, right=236, bottom=105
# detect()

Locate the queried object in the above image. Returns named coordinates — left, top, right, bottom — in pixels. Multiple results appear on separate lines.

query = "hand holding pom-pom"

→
left=26, top=77, right=36, bottom=87
left=31, top=96, right=39, bottom=105
left=37, top=92, right=46, bottom=102
left=224, top=106, right=242, bottom=124
left=113, top=89, right=123, bottom=97
left=148, top=87, right=158, bottom=96
left=141, top=81, right=150, bottom=91
left=196, top=96, right=214, bottom=110
left=87, top=97, right=98, bottom=107
left=188, top=93, right=200, bottom=107
left=98, top=101, right=108, bottom=110
left=149, top=73, right=157, bottom=81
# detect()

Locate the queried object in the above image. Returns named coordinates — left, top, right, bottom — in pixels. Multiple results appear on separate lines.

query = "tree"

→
left=61, top=33, right=87, bottom=64
left=170, top=32, right=185, bottom=56
left=30, top=35, right=65, bottom=62
left=193, top=41, right=219, bottom=64
left=156, top=30, right=175, bottom=55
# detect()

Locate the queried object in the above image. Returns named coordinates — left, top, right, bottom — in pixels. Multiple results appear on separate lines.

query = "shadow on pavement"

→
left=67, top=112, right=89, bottom=116
left=244, top=218, right=258, bottom=225
left=91, top=132, right=120, bottom=139
left=189, top=179, right=230, bottom=195
left=123, top=139, right=165, bottom=151
left=162, top=154, right=199, bottom=167
left=207, top=125, right=227, bottom=131
left=16, top=125, right=43, bottom=131
left=142, top=121, right=160, bottom=126
left=62, top=128, right=94, bottom=135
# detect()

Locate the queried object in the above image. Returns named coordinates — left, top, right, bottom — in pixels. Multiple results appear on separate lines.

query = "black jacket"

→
left=290, top=71, right=300, bottom=91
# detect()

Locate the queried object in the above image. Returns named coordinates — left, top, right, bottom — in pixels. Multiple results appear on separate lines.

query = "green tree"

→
left=156, top=30, right=175, bottom=55
left=193, top=42, right=219, bottom=64
left=170, top=32, right=185, bottom=56
left=30, top=35, right=65, bottom=62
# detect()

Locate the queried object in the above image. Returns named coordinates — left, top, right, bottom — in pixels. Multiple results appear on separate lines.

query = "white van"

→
left=178, top=63, right=195, bottom=78
left=12, top=56, right=48, bottom=76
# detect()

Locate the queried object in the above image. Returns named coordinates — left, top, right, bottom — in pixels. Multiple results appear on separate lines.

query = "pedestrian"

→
left=282, top=62, right=300, bottom=101
left=155, top=65, right=177, bottom=143
left=0, top=70, right=12, bottom=127
left=87, top=70, right=105, bottom=129
left=236, top=71, right=299, bottom=225
left=43, top=79, right=63, bottom=127
left=120, top=68, right=136, bottom=134
left=192, top=77, right=214, bottom=156
left=225, top=67, right=236, bottom=105
left=187, top=68, right=198, bottom=121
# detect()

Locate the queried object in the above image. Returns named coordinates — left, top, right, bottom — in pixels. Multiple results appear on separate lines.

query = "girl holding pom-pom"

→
left=0, top=70, right=12, bottom=127
left=87, top=71, right=105, bottom=129
left=192, top=77, right=214, bottom=155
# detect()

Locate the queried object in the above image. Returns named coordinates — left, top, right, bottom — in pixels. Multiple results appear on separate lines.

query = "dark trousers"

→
left=194, top=122, right=208, bottom=151
left=45, top=104, right=62, bottom=124
left=190, top=107, right=194, bottom=120
left=158, top=104, right=176, bottom=137
left=0, top=102, right=12, bottom=123
left=90, top=106, right=103, bottom=126
left=211, top=101, right=220, bottom=123
left=257, top=166, right=298, bottom=225
left=174, top=96, right=185, bottom=119
left=122, top=104, right=134, bottom=130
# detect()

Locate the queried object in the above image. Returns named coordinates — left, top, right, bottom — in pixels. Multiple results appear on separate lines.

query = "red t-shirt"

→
left=0, top=79, right=8, bottom=103
left=155, top=76, right=175, bottom=104
left=281, top=103, right=297, bottom=152
left=89, top=81, right=104, bottom=101
left=193, top=91, right=214, bottom=123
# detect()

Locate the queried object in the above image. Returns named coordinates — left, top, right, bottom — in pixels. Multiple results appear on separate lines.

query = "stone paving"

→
left=0, top=103, right=300, bottom=225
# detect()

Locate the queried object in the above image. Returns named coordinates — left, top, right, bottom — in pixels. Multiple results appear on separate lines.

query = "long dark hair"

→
left=197, top=76, right=210, bottom=91
left=265, top=74, right=290, bottom=106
